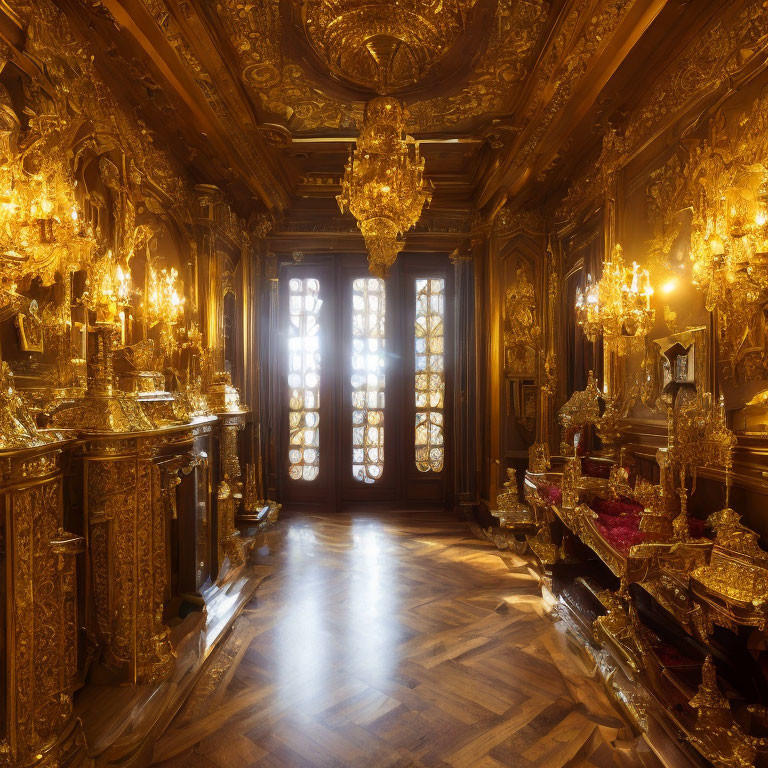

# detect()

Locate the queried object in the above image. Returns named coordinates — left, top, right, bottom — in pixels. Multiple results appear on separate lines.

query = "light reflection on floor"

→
left=274, top=522, right=329, bottom=709
left=345, top=520, right=399, bottom=685
left=273, top=517, right=403, bottom=706
left=154, top=511, right=658, bottom=768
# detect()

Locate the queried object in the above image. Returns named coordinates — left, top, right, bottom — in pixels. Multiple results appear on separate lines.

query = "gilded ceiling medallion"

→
left=217, top=0, right=548, bottom=132
left=301, top=0, right=479, bottom=93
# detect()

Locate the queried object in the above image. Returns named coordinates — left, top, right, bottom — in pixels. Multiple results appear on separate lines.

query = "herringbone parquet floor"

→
left=152, top=511, right=660, bottom=768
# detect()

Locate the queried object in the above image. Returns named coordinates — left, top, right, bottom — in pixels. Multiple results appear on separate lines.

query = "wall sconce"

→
left=575, top=244, right=655, bottom=342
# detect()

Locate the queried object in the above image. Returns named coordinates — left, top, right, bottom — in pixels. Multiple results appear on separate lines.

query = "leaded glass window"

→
left=351, top=277, right=386, bottom=483
left=287, top=277, right=322, bottom=481
left=414, top=278, right=445, bottom=472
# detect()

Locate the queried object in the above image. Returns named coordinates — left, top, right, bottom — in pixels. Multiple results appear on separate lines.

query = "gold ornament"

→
left=671, top=393, right=735, bottom=541
left=337, top=97, right=432, bottom=277
left=691, top=508, right=768, bottom=630
left=688, top=656, right=765, bottom=768
left=146, top=264, right=185, bottom=355
left=492, top=468, right=538, bottom=534
left=302, top=0, right=474, bottom=93
left=575, top=244, right=654, bottom=342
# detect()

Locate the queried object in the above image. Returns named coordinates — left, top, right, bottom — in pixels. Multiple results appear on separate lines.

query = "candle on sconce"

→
left=574, top=243, right=655, bottom=341
left=642, top=270, right=653, bottom=309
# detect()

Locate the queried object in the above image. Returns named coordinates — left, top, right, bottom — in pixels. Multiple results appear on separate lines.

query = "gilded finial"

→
left=690, top=656, right=729, bottom=712
left=492, top=465, right=535, bottom=531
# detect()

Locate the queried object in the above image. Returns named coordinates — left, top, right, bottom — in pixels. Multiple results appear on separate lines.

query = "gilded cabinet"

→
left=0, top=440, right=85, bottom=766
left=80, top=419, right=217, bottom=685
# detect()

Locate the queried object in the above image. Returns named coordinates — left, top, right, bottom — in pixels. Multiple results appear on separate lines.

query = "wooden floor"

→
left=153, top=511, right=660, bottom=768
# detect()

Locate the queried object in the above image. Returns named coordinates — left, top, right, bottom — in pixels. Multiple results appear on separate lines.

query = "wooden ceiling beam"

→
left=475, top=0, right=667, bottom=215
left=268, top=230, right=466, bottom=255
left=164, top=0, right=295, bottom=200
left=95, top=0, right=292, bottom=214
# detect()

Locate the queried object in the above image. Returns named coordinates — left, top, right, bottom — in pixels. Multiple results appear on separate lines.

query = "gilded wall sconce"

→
left=575, top=244, right=655, bottom=343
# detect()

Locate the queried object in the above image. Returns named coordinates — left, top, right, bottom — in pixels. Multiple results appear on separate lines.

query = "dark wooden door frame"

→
left=277, top=253, right=452, bottom=509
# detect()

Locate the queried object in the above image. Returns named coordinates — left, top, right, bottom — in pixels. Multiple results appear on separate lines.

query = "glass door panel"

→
left=351, top=277, right=387, bottom=484
left=279, top=263, right=336, bottom=506
left=287, top=276, right=322, bottom=482
left=400, top=256, right=452, bottom=506
left=339, top=258, right=401, bottom=503
left=414, top=277, right=446, bottom=473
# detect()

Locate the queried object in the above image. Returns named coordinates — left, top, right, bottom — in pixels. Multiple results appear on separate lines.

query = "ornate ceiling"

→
left=302, top=0, right=477, bottom=94
left=217, top=0, right=547, bottom=133
left=40, top=0, right=754, bottom=249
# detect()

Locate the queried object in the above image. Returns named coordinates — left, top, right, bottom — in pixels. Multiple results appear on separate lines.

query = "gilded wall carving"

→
left=21, top=2, right=193, bottom=215
left=504, top=264, right=540, bottom=377
left=557, top=0, right=768, bottom=224
left=493, top=207, right=545, bottom=236
left=623, top=0, right=768, bottom=154
left=646, top=86, right=768, bottom=383
left=518, top=0, right=638, bottom=164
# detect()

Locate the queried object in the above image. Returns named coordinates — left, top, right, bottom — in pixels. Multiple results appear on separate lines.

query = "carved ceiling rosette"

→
left=301, top=0, right=476, bottom=94
left=217, top=0, right=549, bottom=133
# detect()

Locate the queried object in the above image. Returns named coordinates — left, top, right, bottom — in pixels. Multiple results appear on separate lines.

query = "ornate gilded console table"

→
left=48, top=384, right=219, bottom=686
left=521, top=446, right=768, bottom=767
left=0, top=437, right=86, bottom=767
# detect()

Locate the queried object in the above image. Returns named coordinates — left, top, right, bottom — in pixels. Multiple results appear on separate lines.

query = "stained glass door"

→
left=399, top=255, right=452, bottom=505
left=278, top=254, right=451, bottom=508
left=338, top=262, right=401, bottom=503
left=279, top=262, right=337, bottom=506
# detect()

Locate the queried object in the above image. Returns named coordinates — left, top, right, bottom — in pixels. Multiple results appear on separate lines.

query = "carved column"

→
left=194, top=185, right=226, bottom=373
left=601, top=167, right=623, bottom=399
left=214, top=410, right=248, bottom=579
left=240, top=238, right=255, bottom=408
left=1, top=440, right=85, bottom=766
left=539, top=237, right=561, bottom=455
left=471, top=226, right=500, bottom=513
left=450, top=244, right=476, bottom=512
left=262, top=253, right=280, bottom=500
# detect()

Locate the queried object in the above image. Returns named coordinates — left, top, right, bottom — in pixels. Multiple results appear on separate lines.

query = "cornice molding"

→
left=476, top=0, right=667, bottom=214
left=88, top=0, right=293, bottom=214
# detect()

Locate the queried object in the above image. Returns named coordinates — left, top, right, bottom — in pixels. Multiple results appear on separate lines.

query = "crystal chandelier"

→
left=575, top=244, right=655, bottom=341
left=0, top=159, right=93, bottom=285
left=337, top=97, right=432, bottom=278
